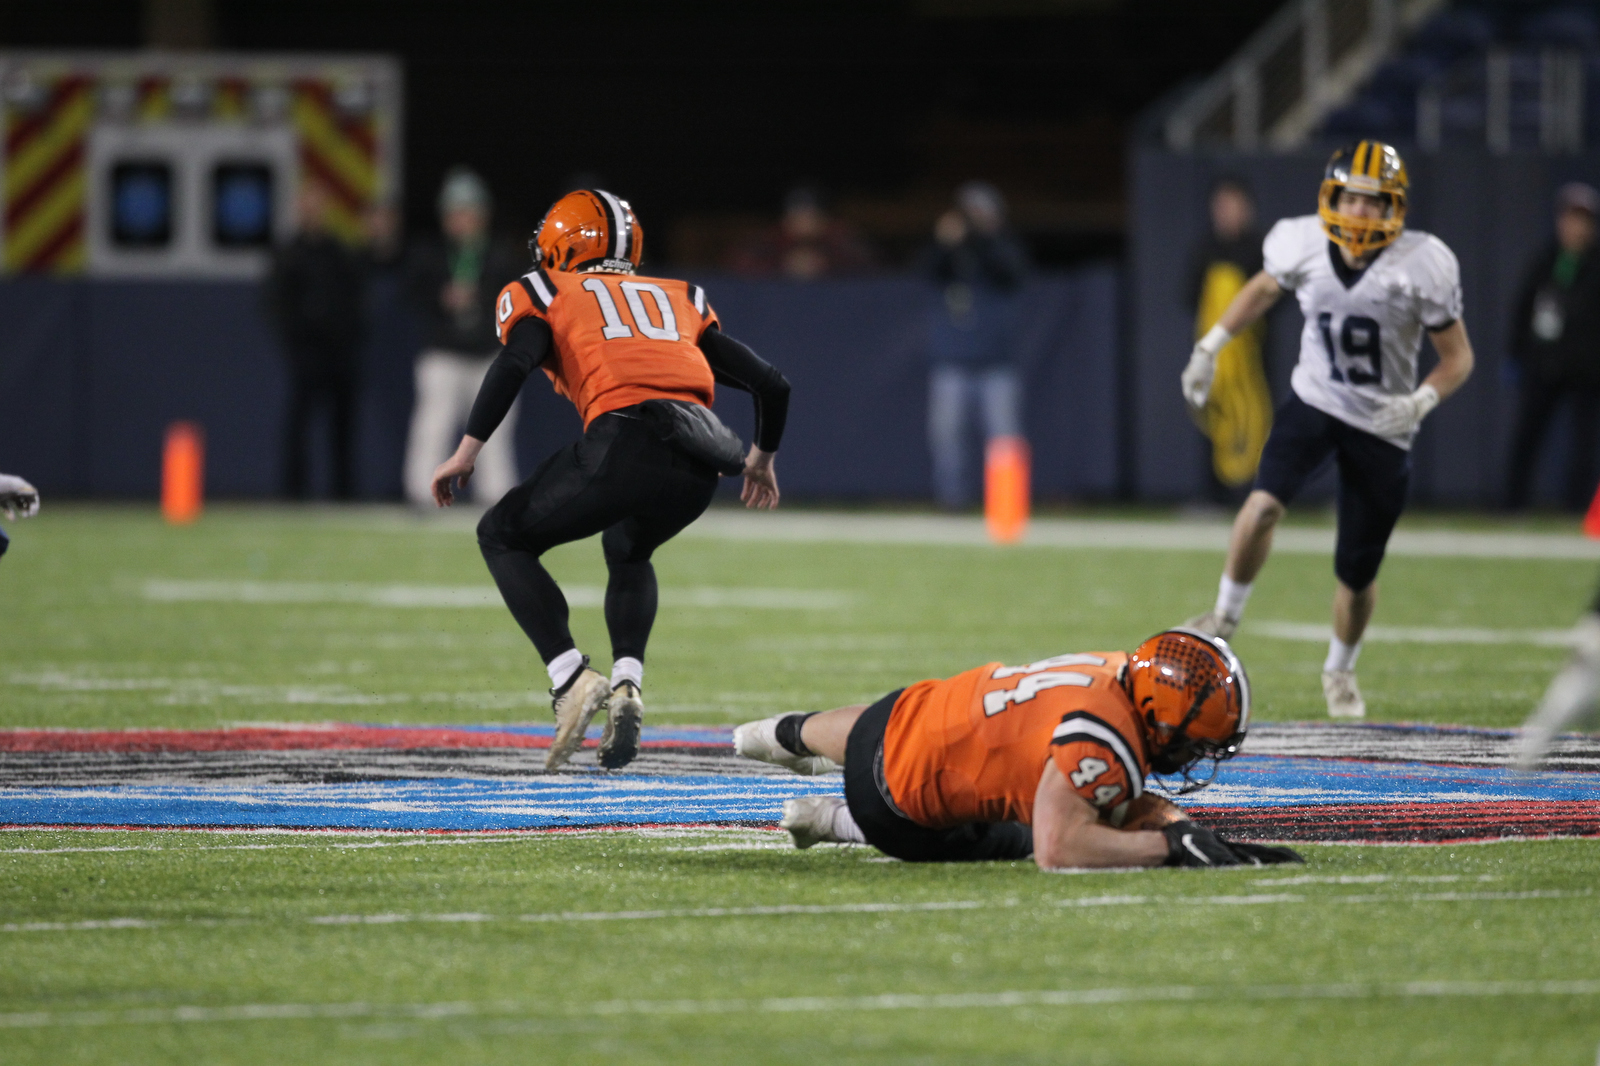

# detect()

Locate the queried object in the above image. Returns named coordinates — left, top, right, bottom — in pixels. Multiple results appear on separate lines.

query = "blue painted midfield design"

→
left=1, top=755, right=1595, bottom=831
left=0, top=775, right=846, bottom=831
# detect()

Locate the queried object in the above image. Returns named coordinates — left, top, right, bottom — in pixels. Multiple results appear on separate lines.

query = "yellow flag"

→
left=1195, top=262, right=1272, bottom=487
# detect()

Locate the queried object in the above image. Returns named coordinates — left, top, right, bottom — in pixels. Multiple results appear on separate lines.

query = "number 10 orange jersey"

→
left=494, top=266, right=721, bottom=427
left=881, top=652, right=1150, bottom=829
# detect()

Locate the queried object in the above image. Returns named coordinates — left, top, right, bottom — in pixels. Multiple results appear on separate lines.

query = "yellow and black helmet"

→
left=1317, top=140, right=1409, bottom=260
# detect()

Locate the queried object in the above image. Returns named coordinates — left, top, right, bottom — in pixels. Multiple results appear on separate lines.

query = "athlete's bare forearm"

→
left=1419, top=319, right=1474, bottom=401
left=1031, top=763, right=1168, bottom=870
left=1216, top=270, right=1283, bottom=334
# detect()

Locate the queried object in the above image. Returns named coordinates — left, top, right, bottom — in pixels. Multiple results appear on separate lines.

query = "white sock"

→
left=1214, top=575, right=1253, bottom=623
left=1324, top=637, right=1362, bottom=673
left=831, top=802, right=866, bottom=844
left=546, top=648, right=585, bottom=691
left=611, top=657, right=643, bottom=690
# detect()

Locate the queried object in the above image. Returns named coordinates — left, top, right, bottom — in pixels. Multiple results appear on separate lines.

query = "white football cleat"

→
left=1513, top=614, right=1600, bottom=770
left=598, top=681, right=643, bottom=770
left=1183, top=611, right=1238, bottom=640
left=780, top=795, right=852, bottom=849
left=546, top=666, right=611, bottom=771
left=733, top=715, right=840, bottom=776
left=1322, top=670, right=1366, bottom=719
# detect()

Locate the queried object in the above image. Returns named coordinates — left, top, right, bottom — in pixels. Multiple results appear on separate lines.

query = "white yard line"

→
left=138, top=580, right=850, bottom=611
left=1250, top=621, right=1581, bottom=647
left=4, top=888, right=1587, bottom=936
left=680, top=511, right=1600, bottom=561
left=0, top=827, right=777, bottom=854
left=3, top=979, right=1598, bottom=1029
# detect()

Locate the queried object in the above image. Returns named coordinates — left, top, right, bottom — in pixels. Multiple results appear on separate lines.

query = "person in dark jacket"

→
left=402, top=168, right=527, bottom=506
left=922, top=181, right=1031, bottom=510
left=265, top=181, right=370, bottom=499
left=1504, top=182, right=1600, bottom=512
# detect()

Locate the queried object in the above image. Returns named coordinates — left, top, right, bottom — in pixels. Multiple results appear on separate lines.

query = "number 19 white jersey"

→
left=1263, top=215, right=1462, bottom=449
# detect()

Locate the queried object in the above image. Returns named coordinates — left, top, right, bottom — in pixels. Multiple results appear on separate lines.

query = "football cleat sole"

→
left=733, top=715, right=840, bottom=776
left=598, top=681, right=643, bottom=770
left=546, top=668, right=611, bottom=771
left=779, top=795, right=850, bottom=849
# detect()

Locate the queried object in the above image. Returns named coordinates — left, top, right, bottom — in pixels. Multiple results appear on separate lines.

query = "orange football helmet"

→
left=1124, top=627, right=1250, bottom=791
left=531, top=188, right=644, bottom=274
left=1318, top=140, right=1408, bottom=260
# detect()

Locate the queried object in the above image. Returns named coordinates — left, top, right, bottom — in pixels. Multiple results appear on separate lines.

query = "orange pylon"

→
left=984, top=435, right=1030, bottom=545
left=1585, top=478, right=1600, bottom=540
left=161, top=422, right=205, bottom=524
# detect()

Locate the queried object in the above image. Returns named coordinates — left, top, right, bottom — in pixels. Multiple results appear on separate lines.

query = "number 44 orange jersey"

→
left=881, top=652, right=1151, bottom=830
left=494, top=265, right=721, bottom=428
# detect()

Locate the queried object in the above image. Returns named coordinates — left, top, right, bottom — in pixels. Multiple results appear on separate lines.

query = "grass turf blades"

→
left=0, top=504, right=1597, bottom=1063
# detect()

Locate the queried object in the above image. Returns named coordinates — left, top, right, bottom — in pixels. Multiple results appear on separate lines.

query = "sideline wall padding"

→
left=0, top=269, right=1119, bottom=502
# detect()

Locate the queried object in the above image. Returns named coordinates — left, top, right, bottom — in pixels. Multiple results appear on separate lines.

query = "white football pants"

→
left=404, top=349, right=520, bottom=507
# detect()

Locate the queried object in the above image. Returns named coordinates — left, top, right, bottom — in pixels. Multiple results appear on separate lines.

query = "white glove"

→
left=1181, top=325, right=1232, bottom=410
left=1369, top=384, right=1440, bottom=438
left=0, top=474, right=39, bottom=519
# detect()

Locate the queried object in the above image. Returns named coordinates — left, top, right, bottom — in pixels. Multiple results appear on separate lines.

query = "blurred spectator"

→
left=727, top=186, right=872, bottom=279
left=402, top=168, right=525, bottom=507
left=1186, top=176, right=1272, bottom=505
left=922, top=181, right=1031, bottom=509
left=1504, top=182, right=1600, bottom=512
left=264, top=182, right=369, bottom=499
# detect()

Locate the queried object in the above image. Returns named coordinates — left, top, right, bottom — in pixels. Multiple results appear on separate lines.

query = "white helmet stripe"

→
left=594, top=189, right=630, bottom=261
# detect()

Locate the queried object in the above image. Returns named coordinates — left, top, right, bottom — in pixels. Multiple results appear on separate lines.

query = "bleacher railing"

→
left=1416, top=48, right=1585, bottom=153
left=1165, top=0, right=1447, bottom=151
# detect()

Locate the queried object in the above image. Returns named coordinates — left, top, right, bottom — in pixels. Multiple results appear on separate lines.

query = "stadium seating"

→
left=1319, top=2, right=1600, bottom=149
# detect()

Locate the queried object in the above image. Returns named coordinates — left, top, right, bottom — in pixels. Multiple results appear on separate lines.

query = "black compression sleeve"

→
left=698, top=326, right=791, bottom=452
left=465, top=317, right=553, bottom=441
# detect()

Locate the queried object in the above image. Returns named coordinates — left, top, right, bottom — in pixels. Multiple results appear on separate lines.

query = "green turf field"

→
left=1, top=504, right=1597, bottom=1064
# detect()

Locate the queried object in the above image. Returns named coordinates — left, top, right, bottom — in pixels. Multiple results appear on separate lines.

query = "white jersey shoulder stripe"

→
left=1051, top=713, right=1143, bottom=800
left=521, top=269, right=556, bottom=310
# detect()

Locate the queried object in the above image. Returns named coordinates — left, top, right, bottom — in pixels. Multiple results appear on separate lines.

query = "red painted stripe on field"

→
left=0, top=820, right=777, bottom=837
left=1189, top=801, right=1600, bottom=843
left=0, top=726, right=729, bottom=754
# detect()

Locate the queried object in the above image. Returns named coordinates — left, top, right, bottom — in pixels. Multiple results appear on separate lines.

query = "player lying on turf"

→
left=0, top=472, right=39, bottom=564
left=431, top=190, right=792, bottom=772
left=735, top=628, right=1301, bottom=869
left=1181, top=141, right=1475, bottom=719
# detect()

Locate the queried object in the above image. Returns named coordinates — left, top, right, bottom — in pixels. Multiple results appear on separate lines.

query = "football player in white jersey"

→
left=1179, top=141, right=1476, bottom=718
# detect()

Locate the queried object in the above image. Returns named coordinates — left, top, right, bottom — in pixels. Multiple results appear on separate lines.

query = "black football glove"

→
left=1162, top=821, right=1245, bottom=867
left=1220, top=838, right=1305, bottom=865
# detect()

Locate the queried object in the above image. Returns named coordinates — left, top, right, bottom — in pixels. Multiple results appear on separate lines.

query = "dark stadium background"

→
left=0, top=0, right=1282, bottom=266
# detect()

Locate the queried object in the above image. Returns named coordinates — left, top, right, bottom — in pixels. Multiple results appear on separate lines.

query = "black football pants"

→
left=841, top=690, right=1035, bottom=863
left=476, top=411, right=720, bottom=668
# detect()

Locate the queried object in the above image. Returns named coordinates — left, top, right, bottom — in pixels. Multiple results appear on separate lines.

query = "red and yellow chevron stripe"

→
left=4, top=76, right=92, bottom=274
left=291, top=80, right=376, bottom=245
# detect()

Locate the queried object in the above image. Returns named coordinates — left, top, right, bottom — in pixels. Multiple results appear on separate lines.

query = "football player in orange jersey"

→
left=431, top=190, right=792, bottom=772
left=736, top=628, right=1302, bottom=869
